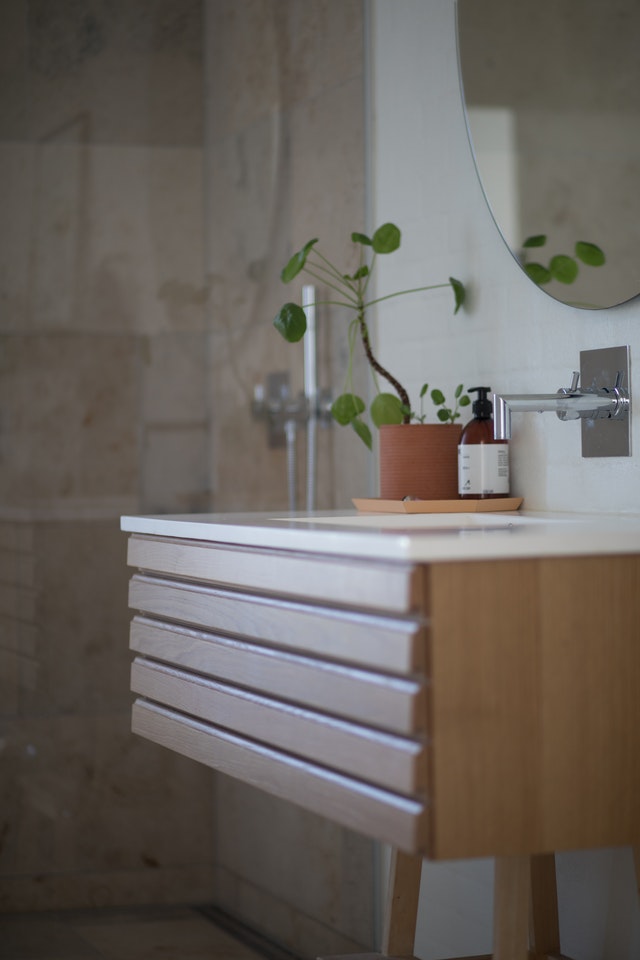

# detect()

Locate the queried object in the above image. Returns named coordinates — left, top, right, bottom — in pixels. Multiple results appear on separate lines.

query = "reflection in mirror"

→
left=456, top=0, right=640, bottom=309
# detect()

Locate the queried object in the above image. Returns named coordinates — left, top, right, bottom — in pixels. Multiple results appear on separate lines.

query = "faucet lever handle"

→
left=558, top=371, right=580, bottom=397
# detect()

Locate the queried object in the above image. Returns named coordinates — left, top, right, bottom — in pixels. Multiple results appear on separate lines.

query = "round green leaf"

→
left=281, top=238, right=318, bottom=283
left=549, top=254, right=579, bottom=284
left=430, top=388, right=445, bottom=406
left=331, top=392, right=365, bottom=426
left=351, top=418, right=372, bottom=450
left=575, top=241, right=605, bottom=267
left=459, top=394, right=471, bottom=407
left=370, top=392, right=404, bottom=427
left=273, top=302, right=307, bottom=342
left=437, top=408, right=452, bottom=422
left=454, top=383, right=463, bottom=399
left=522, top=234, right=547, bottom=248
left=524, top=262, right=552, bottom=285
left=449, top=277, right=466, bottom=313
left=351, top=232, right=372, bottom=246
left=350, top=265, right=369, bottom=280
left=372, top=222, right=401, bottom=254
left=419, top=383, right=429, bottom=398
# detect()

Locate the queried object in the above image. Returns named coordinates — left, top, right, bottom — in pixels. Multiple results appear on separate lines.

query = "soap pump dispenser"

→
left=458, top=386, right=510, bottom=499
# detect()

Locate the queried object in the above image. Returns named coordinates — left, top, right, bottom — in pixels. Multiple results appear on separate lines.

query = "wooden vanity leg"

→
left=529, top=853, right=561, bottom=955
left=317, top=850, right=422, bottom=960
left=493, top=856, right=531, bottom=960
left=381, top=848, right=423, bottom=957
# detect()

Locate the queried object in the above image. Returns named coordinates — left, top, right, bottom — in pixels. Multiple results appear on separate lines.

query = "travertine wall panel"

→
left=0, top=0, right=371, bottom=941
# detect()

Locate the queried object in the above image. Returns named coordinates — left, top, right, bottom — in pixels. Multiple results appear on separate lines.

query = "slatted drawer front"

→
left=128, top=574, right=426, bottom=674
left=132, top=699, right=427, bottom=854
left=127, top=534, right=422, bottom=614
left=130, top=617, right=425, bottom=735
left=127, top=536, right=429, bottom=853
left=130, top=656, right=426, bottom=794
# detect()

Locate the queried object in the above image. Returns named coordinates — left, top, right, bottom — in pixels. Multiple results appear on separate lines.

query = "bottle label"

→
left=458, top=444, right=510, bottom=495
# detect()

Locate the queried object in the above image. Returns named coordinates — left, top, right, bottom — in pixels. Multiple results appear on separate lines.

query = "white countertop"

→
left=120, top=508, right=640, bottom=563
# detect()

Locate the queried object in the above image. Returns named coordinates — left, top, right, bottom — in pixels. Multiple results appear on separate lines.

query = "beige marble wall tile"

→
left=205, top=5, right=373, bottom=944
left=142, top=424, right=210, bottom=513
left=204, top=0, right=281, bottom=138
left=0, top=522, right=38, bottom=721
left=21, top=523, right=130, bottom=716
left=214, top=777, right=374, bottom=952
left=0, top=1, right=28, bottom=141
left=0, top=649, right=21, bottom=716
left=205, top=0, right=363, bottom=135
left=27, top=0, right=203, bottom=146
left=0, top=545, right=35, bottom=589
left=141, top=333, right=208, bottom=425
left=0, top=522, right=34, bottom=553
left=0, top=581, right=35, bottom=623
left=214, top=863, right=373, bottom=960
left=0, top=335, right=138, bottom=507
left=0, top=0, right=216, bottom=917
left=0, top=144, right=34, bottom=333
left=0, top=863, right=216, bottom=914
left=0, top=616, right=38, bottom=659
left=29, top=138, right=89, bottom=331
left=1, top=141, right=205, bottom=337
left=287, top=73, right=370, bottom=505
left=205, top=112, right=305, bottom=511
left=277, top=0, right=365, bottom=109
left=1, top=0, right=373, bottom=929
left=205, top=6, right=369, bottom=511
left=0, top=711, right=214, bottom=907
left=85, top=145, right=206, bottom=335
left=0, top=519, right=215, bottom=911
left=76, top=909, right=260, bottom=960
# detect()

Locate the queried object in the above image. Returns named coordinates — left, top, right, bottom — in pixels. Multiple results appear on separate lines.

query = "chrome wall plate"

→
left=580, top=345, right=631, bottom=457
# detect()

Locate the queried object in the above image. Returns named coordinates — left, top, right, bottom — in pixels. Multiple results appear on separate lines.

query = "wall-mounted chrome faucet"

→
left=492, top=345, right=631, bottom=458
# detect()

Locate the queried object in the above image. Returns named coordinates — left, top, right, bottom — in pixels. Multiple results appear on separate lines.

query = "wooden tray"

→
left=352, top=497, right=524, bottom=514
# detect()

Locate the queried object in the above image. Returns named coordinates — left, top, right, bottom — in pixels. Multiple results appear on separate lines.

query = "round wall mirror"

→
left=456, top=0, right=640, bottom=309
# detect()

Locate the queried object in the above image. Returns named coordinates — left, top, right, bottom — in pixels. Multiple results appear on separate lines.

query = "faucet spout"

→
left=492, top=375, right=629, bottom=441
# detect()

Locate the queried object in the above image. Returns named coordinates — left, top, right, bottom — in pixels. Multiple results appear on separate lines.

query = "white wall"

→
left=370, top=2, right=640, bottom=958
left=370, top=0, right=640, bottom=515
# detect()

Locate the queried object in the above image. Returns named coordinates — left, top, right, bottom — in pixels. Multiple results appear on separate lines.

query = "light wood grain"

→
left=493, top=856, right=530, bottom=960
left=428, top=555, right=640, bottom=859
left=128, top=574, right=426, bottom=674
left=132, top=699, right=428, bottom=853
left=128, top=534, right=422, bottom=613
left=130, top=617, right=426, bottom=736
left=529, top=854, right=560, bottom=954
left=537, top=556, right=640, bottom=852
left=381, top=848, right=422, bottom=957
left=131, top=657, right=427, bottom=793
left=428, top=559, right=541, bottom=858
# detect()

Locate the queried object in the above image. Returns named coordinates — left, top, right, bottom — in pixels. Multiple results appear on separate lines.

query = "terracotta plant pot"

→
left=379, top=423, right=462, bottom=501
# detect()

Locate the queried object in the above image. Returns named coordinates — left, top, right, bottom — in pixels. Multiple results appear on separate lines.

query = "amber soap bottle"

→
left=458, top=386, right=510, bottom=499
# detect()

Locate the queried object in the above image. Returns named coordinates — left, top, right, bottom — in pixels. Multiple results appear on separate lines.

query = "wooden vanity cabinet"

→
left=125, top=533, right=640, bottom=862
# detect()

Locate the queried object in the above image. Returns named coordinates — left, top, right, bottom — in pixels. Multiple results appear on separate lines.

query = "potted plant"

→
left=273, top=222, right=468, bottom=500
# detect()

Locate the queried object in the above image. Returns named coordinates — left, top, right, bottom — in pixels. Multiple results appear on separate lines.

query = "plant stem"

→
left=363, top=282, right=450, bottom=310
left=357, top=309, right=411, bottom=423
left=303, top=266, right=360, bottom=305
left=308, top=297, right=366, bottom=310
left=311, top=250, right=359, bottom=295
left=360, top=251, right=376, bottom=302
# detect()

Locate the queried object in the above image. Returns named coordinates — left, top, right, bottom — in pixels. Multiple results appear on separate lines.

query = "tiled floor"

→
left=0, top=905, right=276, bottom=960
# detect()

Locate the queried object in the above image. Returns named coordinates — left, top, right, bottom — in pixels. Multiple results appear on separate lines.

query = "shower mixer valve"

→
left=252, top=372, right=333, bottom=448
